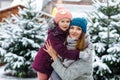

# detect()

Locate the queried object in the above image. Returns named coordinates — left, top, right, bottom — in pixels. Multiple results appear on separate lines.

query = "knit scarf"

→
left=66, top=36, right=77, bottom=50
left=63, top=36, right=77, bottom=67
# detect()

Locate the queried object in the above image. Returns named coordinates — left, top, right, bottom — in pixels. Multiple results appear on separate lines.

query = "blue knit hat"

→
left=70, top=18, right=87, bottom=33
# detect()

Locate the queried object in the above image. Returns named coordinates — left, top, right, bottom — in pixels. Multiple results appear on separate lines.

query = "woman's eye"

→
left=77, top=27, right=81, bottom=30
left=70, top=27, right=74, bottom=29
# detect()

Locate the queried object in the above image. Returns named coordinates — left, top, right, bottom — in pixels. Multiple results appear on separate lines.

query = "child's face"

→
left=69, top=26, right=82, bottom=39
left=58, top=18, right=71, bottom=31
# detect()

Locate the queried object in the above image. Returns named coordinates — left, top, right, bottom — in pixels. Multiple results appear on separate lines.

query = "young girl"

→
left=32, top=7, right=87, bottom=80
left=44, top=17, right=93, bottom=80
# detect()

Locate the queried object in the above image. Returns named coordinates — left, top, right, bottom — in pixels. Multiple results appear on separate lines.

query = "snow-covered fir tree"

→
left=88, top=0, right=120, bottom=80
left=0, top=0, right=52, bottom=78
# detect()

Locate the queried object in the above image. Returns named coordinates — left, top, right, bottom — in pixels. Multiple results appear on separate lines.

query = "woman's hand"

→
left=43, top=40, right=58, bottom=60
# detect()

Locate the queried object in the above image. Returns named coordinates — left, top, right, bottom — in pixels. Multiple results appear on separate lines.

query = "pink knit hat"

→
left=54, top=7, right=72, bottom=23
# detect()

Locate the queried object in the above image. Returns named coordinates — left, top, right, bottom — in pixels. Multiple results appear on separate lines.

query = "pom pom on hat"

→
left=54, top=7, right=72, bottom=23
left=70, top=18, right=87, bottom=33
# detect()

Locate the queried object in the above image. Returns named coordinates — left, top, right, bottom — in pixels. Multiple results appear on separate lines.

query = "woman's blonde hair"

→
left=76, top=32, right=86, bottom=51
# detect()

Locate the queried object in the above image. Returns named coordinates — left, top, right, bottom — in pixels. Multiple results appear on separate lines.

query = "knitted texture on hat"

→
left=54, top=7, right=72, bottom=23
left=70, top=18, right=87, bottom=33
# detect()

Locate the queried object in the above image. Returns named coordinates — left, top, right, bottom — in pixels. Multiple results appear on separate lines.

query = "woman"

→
left=44, top=17, right=93, bottom=80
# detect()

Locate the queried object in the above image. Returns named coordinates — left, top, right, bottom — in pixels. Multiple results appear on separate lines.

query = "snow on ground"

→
left=0, top=66, right=37, bottom=80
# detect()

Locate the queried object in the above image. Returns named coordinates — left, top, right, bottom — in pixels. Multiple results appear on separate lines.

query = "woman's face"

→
left=69, top=26, right=82, bottom=39
left=58, top=18, right=71, bottom=31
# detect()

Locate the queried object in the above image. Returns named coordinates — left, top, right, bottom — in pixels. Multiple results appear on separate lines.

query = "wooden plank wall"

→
left=0, top=5, right=24, bottom=22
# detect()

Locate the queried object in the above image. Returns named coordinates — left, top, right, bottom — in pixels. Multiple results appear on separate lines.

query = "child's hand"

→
left=43, top=40, right=58, bottom=60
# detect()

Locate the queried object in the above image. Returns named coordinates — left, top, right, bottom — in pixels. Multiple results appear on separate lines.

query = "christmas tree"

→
left=0, top=0, right=52, bottom=78
left=88, top=0, right=120, bottom=80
